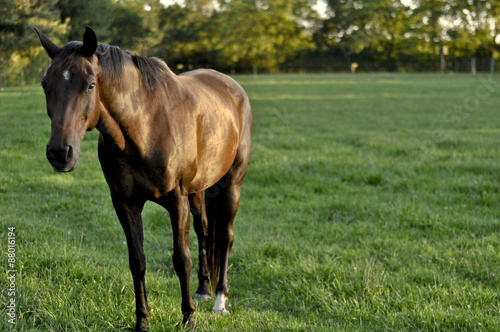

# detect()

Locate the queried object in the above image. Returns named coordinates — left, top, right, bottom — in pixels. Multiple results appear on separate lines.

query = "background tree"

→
left=109, top=0, right=147, bottom=51
left=57, top=0, right=114, bottom=42
left=154, top=1, right=222, bottom=70
left=217, top=0, right=317, bottom=73
left=2, top=0, right=500, bottom=85
left=0, top=0, right=68, bottom=85
left=410, top=0, right=446, bottom=56
left=316, top=0, right=414, bottom=71
left=445, top=0, right=499, bottom=59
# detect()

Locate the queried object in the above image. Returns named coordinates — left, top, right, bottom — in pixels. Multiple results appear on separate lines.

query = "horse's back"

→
left=180, top=69, right=250, bottom=115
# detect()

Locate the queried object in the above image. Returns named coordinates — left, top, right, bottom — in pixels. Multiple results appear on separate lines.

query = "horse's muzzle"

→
left=46, top=143, right=77, bottom=172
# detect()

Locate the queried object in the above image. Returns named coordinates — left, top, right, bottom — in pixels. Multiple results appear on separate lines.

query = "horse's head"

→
left=35, top=27, right=101, bottom=172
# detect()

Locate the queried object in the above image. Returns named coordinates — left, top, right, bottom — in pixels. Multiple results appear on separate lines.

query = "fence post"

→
left=471, top=57, right=476, bottom=75
left=253, top=64, right=258, bottom=79
left=20, top=69, right=24, bottom=99
left=491, top=56, right=495, bottom=74
left=439, top=46, right=448, bottom=77
left=440, top=47, right=445, bottom=77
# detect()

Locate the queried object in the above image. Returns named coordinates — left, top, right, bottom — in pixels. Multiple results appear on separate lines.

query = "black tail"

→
left=206, top=173, right=234, bottom=293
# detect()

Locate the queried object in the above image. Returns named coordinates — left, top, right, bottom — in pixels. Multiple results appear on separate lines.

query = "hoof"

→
left=212, top=293, right=228, bottom=316
left=193, top=293, right=211, bottom=301
left=213, top=308, right=229, bottom=316
left=183, top=316, right=195, bottom=328
left=133, top=320, right=147, bottom=332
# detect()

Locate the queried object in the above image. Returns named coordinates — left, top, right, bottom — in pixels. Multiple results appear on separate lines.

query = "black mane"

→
left=57, top=41, right=173, bottom=91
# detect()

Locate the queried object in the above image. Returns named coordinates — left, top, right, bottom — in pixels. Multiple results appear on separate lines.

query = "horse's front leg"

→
left=112, top=195, right=149, bottom=332
left=160, top=188, right=196, bottom=326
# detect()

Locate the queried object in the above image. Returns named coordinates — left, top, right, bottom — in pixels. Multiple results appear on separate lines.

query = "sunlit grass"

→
left=1, top=73, right=500, bottom=331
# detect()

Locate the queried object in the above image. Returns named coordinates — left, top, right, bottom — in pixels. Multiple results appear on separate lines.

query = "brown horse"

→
left=35, top=26, right=252, bottom=331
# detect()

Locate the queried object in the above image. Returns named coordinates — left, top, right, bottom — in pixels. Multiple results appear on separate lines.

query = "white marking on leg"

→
left=63, top=70, right=70, bottom=81
left=212, top=293, right=228, bottom=315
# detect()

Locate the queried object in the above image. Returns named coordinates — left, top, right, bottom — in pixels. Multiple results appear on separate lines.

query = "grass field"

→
left=1, top=73, right=500, bottom=331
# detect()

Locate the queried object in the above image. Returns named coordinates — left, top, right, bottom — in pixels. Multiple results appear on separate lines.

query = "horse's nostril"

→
left=46, top=144, right=74, bottom=165
left=66, top=145, right=73, bottom=162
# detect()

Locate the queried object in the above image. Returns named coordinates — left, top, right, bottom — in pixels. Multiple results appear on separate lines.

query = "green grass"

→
left=1, top=73, right=500, bottom=331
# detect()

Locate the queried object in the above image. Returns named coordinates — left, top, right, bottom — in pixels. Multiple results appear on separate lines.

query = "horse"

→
left=35, top=26, right=252, bottom=331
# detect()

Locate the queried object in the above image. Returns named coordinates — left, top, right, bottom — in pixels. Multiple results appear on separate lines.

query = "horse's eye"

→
left=88, top=83, right=96, bottom=92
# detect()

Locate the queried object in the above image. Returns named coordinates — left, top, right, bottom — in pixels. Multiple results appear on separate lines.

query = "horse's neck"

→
left=97, top=69, right=156, bottom=154
left=97, top=60, right=186, bottom=155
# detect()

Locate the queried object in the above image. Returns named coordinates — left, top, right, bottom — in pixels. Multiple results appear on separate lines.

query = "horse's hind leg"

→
left=207, top=112, right=251, bottom=315
left=207, top=153, right=250, bottom=314
left=206, top=179, right=241, bottom=315
left=189, top=192, right=211, bottom=300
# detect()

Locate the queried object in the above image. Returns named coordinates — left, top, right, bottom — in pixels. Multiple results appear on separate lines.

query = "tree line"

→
left=1, top=0, right=499, bottom=85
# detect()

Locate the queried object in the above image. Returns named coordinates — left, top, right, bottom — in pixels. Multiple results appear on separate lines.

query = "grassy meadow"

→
left=1, top=73, right=500, bottom=331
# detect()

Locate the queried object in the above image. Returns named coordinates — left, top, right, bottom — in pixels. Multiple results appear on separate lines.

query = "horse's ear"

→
left=81, top=26, right=98, bottom=57
left=34, top=28, right=60, bottom=59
